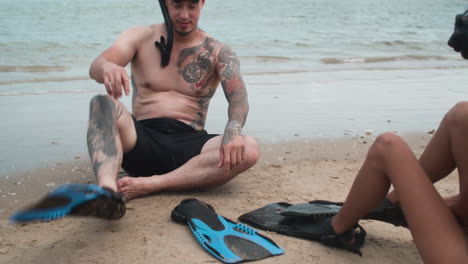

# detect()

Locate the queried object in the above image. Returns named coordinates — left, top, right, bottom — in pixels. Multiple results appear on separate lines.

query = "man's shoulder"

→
left=211, top=40, right=239, bottom=63
left=200, top=33, right=236, bottom=57
left=123, top=24, right=162, bottom=38
left=113, top=24, right=166, bottom=48
left=211, top=38, right=238, bottom=57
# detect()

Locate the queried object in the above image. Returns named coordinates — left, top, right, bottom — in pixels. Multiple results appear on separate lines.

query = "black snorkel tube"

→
left=155, top=0, right=173, bottom=67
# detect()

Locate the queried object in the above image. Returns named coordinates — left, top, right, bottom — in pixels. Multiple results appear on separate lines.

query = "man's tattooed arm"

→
left=217, top=45, right=249, bottom=144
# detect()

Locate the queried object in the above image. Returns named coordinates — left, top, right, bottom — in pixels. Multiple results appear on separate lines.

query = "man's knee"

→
left=89, top=95, right=116, bottom=118
left=242, top=135, right=259, bottom=168
left=89, top=94, right=125, bottom=123
left=89, top=94, right=112, bottom=110
left=445, top=101, right=468, bottom=129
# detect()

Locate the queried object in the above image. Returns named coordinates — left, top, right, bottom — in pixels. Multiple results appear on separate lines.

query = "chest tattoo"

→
left=178, top=37, right=217, bottom=90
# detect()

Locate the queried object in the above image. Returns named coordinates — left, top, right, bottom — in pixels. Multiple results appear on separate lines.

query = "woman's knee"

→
left=369, top=132, right=406, bottom=160
left=444, top=101, right=468, bottom=130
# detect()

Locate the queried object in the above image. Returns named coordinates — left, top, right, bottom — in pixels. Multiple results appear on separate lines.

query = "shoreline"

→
left=0, top=122, right=437, bottom=177
left=1, top=65, right=466, bottom=175
left=0, top=131, right=437, bottom=215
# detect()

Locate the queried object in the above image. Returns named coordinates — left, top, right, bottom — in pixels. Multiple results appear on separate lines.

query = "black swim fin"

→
left=238, top=202, right=366, bottom=256
left=280, top=200, right=343, bottom=219
left=280, top=198, right=407, bottom=227
left=171, top=199, right=284, bottom=263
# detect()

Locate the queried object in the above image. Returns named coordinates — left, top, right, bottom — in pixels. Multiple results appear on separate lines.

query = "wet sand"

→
left=1, top=66, right=467, bottom=175
left=0, top=133, right=459, bottom=264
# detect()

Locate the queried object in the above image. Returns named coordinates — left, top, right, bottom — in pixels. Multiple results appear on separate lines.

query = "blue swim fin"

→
left=9, top=183, right=126, bottom=223
left=171, top=198, right=284, bottom=263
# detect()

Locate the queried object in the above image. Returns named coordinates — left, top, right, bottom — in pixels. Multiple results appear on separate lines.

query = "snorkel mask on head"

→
left=448, top=9, right=468, bottom=59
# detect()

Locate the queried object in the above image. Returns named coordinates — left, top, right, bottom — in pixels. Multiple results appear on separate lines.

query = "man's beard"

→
left=175, top=25, right=197, bottom=36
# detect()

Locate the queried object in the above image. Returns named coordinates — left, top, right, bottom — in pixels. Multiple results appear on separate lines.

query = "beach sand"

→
left=0, top=132, right=459, bottom=264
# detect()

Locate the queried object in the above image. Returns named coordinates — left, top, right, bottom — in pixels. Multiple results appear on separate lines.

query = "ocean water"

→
left=1, top=0, right=468, bottom=174
left=1, top=0, right=467, bottom=88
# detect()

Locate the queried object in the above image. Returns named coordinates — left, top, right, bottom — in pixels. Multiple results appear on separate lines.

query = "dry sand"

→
left=0, top=133, right=459, bottom=264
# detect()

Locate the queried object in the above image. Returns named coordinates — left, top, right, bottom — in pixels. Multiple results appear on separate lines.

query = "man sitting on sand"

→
left=87, top=0, right=258, bottom=200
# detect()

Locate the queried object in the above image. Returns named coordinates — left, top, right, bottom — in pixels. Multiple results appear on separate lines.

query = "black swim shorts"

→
left=121, top=117, right=218, bottom=176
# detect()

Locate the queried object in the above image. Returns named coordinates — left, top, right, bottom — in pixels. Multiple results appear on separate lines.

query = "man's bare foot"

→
left=117, top=177, right=154, bottom=199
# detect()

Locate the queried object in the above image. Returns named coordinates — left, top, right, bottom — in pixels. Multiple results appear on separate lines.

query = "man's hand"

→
left=218, top=121, right=245, bottom=173
left=102, top=62, right=130, bottom=99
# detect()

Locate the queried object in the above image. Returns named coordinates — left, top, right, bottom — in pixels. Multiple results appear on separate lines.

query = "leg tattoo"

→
left=87, top=95, right=123, bottom=176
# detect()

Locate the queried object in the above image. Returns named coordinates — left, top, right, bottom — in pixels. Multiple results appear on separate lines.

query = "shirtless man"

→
left=87, top=0, right=258, bottom=200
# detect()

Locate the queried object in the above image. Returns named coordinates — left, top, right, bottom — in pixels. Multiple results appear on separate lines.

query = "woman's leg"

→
left=333, top=133, right=467, bottom=263
left=388, top=102, right=468, bottom=207
left=418, top=102, right=468, bottom=225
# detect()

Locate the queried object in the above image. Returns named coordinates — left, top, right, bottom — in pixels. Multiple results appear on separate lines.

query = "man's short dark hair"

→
left=173, top=0, right=200, bottom=3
